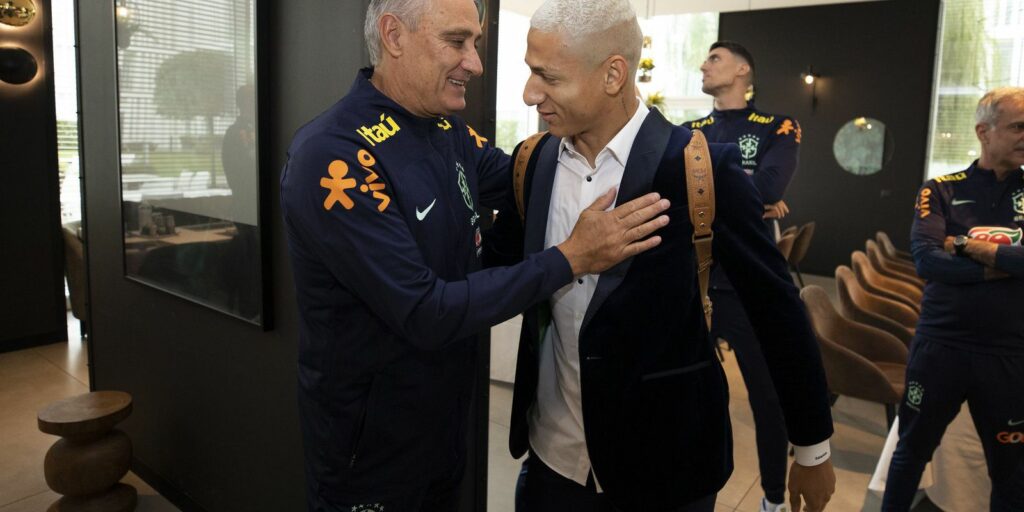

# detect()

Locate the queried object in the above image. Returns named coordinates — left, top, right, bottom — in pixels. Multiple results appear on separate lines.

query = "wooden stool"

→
left=37, top=391, right=137, bottom=512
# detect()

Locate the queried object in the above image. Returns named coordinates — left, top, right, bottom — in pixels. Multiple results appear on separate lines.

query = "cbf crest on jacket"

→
left=686, top=102, right=801, bottom=204
left=280, top=68, right=572, bottom=506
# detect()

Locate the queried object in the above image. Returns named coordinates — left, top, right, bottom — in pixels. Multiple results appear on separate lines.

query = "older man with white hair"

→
left=882, top=87, right=1024, bottom=511
left=487, top=1, right=837, bottom=510
left=279, top=0, right=672, bottom=510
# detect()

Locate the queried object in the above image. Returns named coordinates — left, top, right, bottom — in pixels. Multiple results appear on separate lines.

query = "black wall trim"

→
left=0, top=330, right=68, bottom=355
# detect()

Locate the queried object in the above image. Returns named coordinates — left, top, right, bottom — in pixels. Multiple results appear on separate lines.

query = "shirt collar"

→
left=558, top=101, right=650, bottom=167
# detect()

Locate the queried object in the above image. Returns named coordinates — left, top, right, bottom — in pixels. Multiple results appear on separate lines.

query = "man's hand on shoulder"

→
left=557, top=189, right=670, bottom=277
left=787, top=459, right=836, bottom=512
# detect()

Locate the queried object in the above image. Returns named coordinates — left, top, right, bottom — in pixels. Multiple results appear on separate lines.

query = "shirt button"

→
left=586, top=176, right=593, bottom=182
left=578, top=279, right=584, bottom=284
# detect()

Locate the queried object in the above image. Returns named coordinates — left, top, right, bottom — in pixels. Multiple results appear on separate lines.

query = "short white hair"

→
left=530, top=0, right=642, bottom=71
left=976, top=87, right=1024, bottom=126
left=364, top=0, right=432, bottom=66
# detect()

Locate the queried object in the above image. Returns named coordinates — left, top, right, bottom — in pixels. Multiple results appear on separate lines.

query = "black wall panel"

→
left=0, top=0, right=66, bottom=352
left=720, top=0, right=941, bottom=275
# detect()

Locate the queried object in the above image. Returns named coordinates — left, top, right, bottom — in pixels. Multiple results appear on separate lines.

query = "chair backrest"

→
left=876, top=231, right=913, bottom=261
left=782, top=225, right=798, bottom=238
left=851, top=251, right=922, bottom=311
left=789, top=221, right=816, bottom=265
left=867, top=238, right=918, bottom=275
left=801, top=284, right=908, bottom=363
left=776, top=233, right=797, bottom=261
left=835, top=266, right=916, bottom=347
left=866, top=240, right=925, bottom=288
left=61, top=221, right=86, bottom=320
left=800, top=285, right=904, bottom=404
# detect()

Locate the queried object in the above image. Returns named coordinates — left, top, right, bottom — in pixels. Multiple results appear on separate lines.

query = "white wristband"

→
left=793, top=440, right=831, bottom=467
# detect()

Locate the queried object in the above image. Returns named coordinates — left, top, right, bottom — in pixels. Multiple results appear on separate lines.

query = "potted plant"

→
left=638, top=58, right=655, bottom=82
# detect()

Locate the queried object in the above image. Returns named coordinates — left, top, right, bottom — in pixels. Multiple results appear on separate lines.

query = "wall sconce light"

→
left=0, top=0, right=36, bottom=27
left=0, top=47, right=38, bottom=84
left=801, top=65, right=821, bottom=112
left=801, top=66, right=819, bottom=85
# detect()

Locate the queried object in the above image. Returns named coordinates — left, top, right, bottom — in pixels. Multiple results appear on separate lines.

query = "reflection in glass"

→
left=833, top=117, right=894, bottom=176
left=116, top=0, right=262, bottom=325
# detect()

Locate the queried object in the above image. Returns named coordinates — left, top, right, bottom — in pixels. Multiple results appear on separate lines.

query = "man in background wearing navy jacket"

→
left=685, top=41, right=803, bottom=512
left=882, top=88, right=1024, bottom=511
left=279, top=0, right=670, bottom=510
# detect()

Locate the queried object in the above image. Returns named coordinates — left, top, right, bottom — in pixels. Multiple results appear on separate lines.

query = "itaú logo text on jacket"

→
left=357, top=114, right=402, bottom=147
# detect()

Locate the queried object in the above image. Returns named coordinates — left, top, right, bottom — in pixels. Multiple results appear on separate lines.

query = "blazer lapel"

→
left=523, top=136, right=561, bottom=255
left=580, top=109, right=675, bottom=332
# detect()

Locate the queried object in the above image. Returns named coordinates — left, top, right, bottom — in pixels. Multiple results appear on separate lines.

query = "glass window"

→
left=636, top=13, right=718, bottom=125
left=493, top=9, right=718, bottom=152
left=927, top=0, right=1024, bottom=179
left=494, top=8, right=537, bottom=153
left=53, top=0, right=80, bottom=223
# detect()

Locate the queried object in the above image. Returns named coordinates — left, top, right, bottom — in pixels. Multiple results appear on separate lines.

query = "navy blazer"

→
left=485, top=109, right=833, bottom=511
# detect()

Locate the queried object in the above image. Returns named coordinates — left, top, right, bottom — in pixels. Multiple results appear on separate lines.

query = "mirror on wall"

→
left=833, top=117, right=895, bottom=176
left=114, top=0, right=265, bottom=326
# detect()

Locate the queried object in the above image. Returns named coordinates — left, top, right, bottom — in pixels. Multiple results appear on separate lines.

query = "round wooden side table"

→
left=37, top=391, right=137, bottom=512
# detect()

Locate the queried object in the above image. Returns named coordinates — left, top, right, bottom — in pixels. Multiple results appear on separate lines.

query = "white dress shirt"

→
left=527, top=102, right=831, bottom=491
left=527, top=102, right=651, bottom=489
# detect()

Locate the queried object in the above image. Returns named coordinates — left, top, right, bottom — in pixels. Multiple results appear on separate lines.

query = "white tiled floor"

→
left=0, top=314, right=178, bottom=512
left=2, top=277, right=945, bottom=511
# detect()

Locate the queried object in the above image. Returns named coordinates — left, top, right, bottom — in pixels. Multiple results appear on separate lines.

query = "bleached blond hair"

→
left=530, top=0, right=643, bottom=73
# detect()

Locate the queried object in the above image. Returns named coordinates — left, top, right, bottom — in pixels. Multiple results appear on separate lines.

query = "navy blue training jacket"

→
left=280, top=68, right=572, bottom=503
left=685, top=102, right=801, bottom=203
left=912, top=161, right=1024, bottom=355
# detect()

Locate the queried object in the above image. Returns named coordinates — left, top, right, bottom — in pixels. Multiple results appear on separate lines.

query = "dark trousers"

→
left=709, top=288, right=789, bottom=504
left=882, top=338, right=1024, bottom=511
left=515, top=454, right=717, bottom=512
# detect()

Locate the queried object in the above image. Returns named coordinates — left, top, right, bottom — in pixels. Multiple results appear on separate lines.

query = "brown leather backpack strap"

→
left=513, top=131, right=549, bottom=223
left=684, top=129, right=716, bottom=331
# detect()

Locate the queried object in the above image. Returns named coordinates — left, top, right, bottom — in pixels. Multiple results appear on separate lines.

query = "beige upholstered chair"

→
left=835, top=265, right=917, bottom=348
left=62, top=221, right=87, bottom=338
left=788, top=222, right=816, bottom=287
left=866, top=240, right=925, bottom=289
left=776, top=232, right=797, bottom=261
left=851, top=251, right=922, bottom=313
left=876, top=231, right=913, bottom=263
left=801, top=285, right=906, bottom=428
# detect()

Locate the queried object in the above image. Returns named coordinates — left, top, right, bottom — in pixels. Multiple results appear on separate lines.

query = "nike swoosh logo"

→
left=814, top=452, right=828, bottom=460
left=416, top=199, right=437, bottom=221
left=1009, top=419, right=1024, bottom=427
left=952, top=199, right=976, bottom=206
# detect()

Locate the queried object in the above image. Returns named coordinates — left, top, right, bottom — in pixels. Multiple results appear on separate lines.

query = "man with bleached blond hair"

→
left=486, top=0, right=837, bottom=510
left=280, top=0, right=671, bottom=509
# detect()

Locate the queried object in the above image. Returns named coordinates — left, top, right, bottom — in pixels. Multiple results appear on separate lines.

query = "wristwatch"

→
left=953, top=235, right=969, bottom=257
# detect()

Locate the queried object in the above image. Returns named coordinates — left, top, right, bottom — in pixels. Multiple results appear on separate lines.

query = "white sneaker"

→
left=759, top=497, right=790, bottom=512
